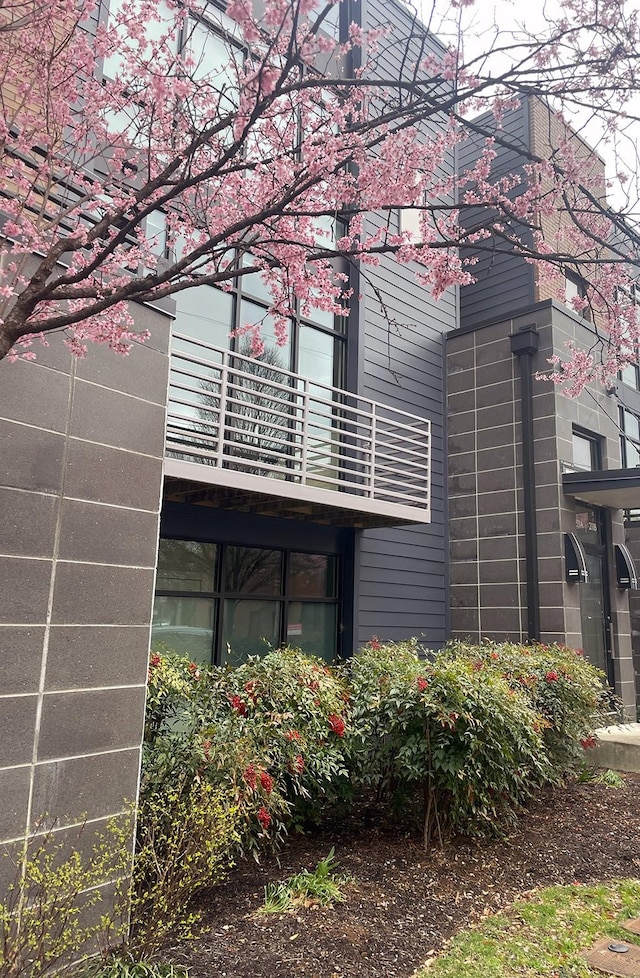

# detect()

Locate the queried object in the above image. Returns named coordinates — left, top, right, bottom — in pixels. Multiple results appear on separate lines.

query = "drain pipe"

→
left=510, top=325, right=541, bottom=642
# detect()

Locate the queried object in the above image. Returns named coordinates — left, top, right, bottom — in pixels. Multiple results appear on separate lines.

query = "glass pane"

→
left=239, top=300, right=292, bottom=369
left=303, top=289, right=336, bottom=329
left=151, top=595, right=215, bottom=663
left=156, top=539, right=217, bottom=591
left=286, top=602, right=337, bottom=661
left=289, top=553, right=336, bottom=598
left=579, top=553, right=608, bottom=676
left=221, top=600, right=281, bottom=665
left=223, top=547, right=283, bottom=594
left=104, top=0, right=177, bottom=79
left=146, top=210, right=167, bottom=258
left=298, top=326, right=335, bottom=387
left=174, top=285, right=233, bottom=351
left=572, top=432, right=597, bottom=471
left=574, top=506, right=601, bottom=545
left=626, top=439, right=640, bottom=468
left=624, top=409, right=640, bottom=442
left=621, top=364, right=639, bottom=389
left=184, top=19, right=239, bottom=121
left=240, top=254, right=273, bottom=304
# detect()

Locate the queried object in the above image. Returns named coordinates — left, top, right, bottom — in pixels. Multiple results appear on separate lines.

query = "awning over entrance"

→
left=562, top=468, right=640, bottom=509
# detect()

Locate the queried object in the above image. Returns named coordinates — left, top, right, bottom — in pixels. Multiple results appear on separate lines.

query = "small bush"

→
left=131, top=782, right=239, bottom=955
left=0, top=820, right=131, bottom=978
left=346, top=638, right=610, bottom=844
left=144, top=647, right=350, bottom=858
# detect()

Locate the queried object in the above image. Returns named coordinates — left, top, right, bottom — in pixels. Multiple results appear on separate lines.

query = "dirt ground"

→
left=168, top=774, right=640, bottom=978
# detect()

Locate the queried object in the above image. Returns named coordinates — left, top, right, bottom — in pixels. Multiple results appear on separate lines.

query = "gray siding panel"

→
left=459, top=103, right=535, bottom=328
left=352, top=0, right=454, bottom=651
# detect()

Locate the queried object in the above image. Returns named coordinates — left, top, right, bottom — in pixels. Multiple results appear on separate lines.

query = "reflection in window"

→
left=156, top=539, right=217, bottom=591
left=222, top=600, right=281, bottom=665
left=151, top=541, right=339, bottom=664
left=289, top=553, right=336, bottom=597
left=287, top=602, right=337, bottom=660
left=620, top=407, right=640, bottom=468
left=152, top=595, right=215, bottom=663
left=572, top=430, right=601, bottom=471
left=223, top=547, right=282, bottom=594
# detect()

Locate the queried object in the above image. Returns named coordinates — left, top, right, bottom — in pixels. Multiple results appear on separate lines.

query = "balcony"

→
left=163, top=333, right=431, bottom=528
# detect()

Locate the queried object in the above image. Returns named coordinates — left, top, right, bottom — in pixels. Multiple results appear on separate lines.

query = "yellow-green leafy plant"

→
left=0, top=818, right=131, bottom=978
left=130, top=781, right=239, bottom=956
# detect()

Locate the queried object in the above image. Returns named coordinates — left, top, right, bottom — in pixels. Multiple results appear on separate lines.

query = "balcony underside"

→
left=163, top=458, right=431, bottom=528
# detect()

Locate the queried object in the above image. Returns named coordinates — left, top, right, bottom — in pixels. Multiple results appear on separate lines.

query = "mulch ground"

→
left=168, top=774, right=640, bottom=978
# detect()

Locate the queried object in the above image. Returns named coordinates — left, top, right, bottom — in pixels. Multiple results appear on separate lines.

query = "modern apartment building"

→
left=0, top=0, right=454, bottom=892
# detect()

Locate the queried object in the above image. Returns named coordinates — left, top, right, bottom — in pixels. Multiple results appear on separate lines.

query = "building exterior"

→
left=0, top=0, right=454, bottom=897
left=447, top=96, right=640, bottom=716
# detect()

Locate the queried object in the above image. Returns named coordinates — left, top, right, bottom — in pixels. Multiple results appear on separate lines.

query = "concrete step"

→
left=592, top=723, right=640, bottom=774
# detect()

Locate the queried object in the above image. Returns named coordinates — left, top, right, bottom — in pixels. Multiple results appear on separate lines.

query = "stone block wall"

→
left=0, top=303, right=170, bottom=897
left=447, top=299, right=636, bottom=715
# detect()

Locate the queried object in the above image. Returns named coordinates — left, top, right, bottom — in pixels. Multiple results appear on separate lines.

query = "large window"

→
left=152, top=540, right=339, bottom=665
left=620, top=407, right=640, bottom=468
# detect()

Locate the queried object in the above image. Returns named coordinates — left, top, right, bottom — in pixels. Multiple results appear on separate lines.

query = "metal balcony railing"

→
left=164, top=333, right=431, bottom=523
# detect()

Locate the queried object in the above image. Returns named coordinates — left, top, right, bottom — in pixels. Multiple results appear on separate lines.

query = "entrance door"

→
left=575, top=504, right=613, bottom=684
left=579, top=551, right=610, bottom=678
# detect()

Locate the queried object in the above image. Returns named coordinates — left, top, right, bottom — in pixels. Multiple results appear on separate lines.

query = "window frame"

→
left=153, top=538, right=341, bottom=665
left=572, top=427, right=602, bottom=472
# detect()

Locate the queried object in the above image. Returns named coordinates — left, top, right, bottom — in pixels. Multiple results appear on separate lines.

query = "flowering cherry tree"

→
left=0, top=0, right=639, bottom=390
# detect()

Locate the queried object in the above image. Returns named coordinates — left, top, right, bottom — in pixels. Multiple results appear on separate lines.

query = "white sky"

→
left=415, top=0, right=640, bottom=215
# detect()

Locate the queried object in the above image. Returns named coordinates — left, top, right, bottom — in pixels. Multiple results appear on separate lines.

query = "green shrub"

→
left=346, top=638, right=610, bottom=844
left=438, top=640, right=612, bottom=770
left=143, top=647, right=350, bottom=857
left=142, top=638, right=612, bottom=861
left=0, top=820, right=131, bottom=978
left=131, top=782, right=239, bottom=955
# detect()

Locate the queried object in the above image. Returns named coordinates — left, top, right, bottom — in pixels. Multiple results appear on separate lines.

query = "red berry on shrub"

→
left=150, top=653, right=161, bottom=668
left=328, top=713, right=346, bottom=737
left=285, top=730, right=301, bottom=741
left=244, top=764, right=257, bottom=790
left=260, top=770, right=274, bottom=794
left=295, top=755, right=304, bottom=773
left=417, top=677, right=428, bottom=692
left=370, top=636, right=381, bottom=650
left=230, top=695, right=247, bottom=715
left=257, top=806, right=271, bottom=830
left=545, top=670, right=559, bottom=682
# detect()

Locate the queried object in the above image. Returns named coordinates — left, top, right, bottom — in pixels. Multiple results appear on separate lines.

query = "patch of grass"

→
left=80, top=955, right=188, bottom=978
left=577, top=766, right=626, bottom=788
left=258, top=849, right=351, bottom=913
left=415, top=880, right=640, bottom=978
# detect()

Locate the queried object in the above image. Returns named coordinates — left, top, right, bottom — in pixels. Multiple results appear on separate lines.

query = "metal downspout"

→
left=510, top=325, right=541, bottom=641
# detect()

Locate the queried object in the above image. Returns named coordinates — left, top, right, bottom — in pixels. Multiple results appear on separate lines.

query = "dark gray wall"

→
left=458, top=101, right=535, bottom=329
left=354, top=0, right=456, bottom=650
left=0, top=304, right=170, bottom=898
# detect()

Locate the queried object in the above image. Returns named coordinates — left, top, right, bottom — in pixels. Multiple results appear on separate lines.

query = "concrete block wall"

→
left=447, top=299, right=636, bottom=715
left=0, top=304, right=170, bottom=897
